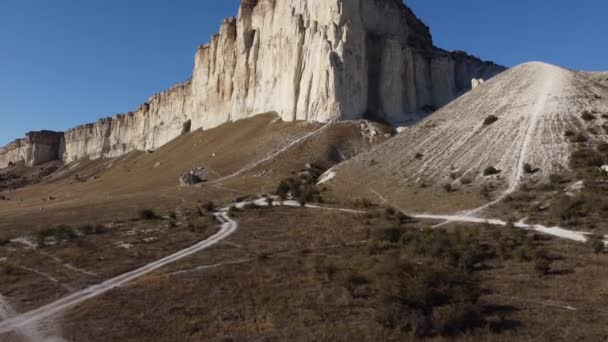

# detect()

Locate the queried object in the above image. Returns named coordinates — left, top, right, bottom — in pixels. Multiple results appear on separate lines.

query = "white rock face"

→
left=62, top=82, right=192, bottom=162
left=1, top=0, right=504, bottom=167
left=0, top=131, right=64, bottom=168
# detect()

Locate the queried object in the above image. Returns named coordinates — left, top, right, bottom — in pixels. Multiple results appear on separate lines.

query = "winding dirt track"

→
left=0, top=208, right=238, bottom=336
left=1, top=197, right=605, bottom=339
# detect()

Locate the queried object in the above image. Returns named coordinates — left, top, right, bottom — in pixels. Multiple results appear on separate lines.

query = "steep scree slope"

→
left=329, top=62, right=608, bottom=211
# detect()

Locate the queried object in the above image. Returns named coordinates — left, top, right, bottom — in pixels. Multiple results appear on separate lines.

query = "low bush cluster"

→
left=483, top=166, right=501, bottom=176
left=586, top=234, right=606, bottom=254
left=36, top=223, right=108, bottom=247
left=483, top=115, right=499, bottom=126
left=276, top=164, right=325, bottom=205
left=375, top=259, right=483, bottom=337
left=581, top=110, right=597, bottom=121
left=37, top=225, right=80, bottom=247
left=138, top=209, right=158, bottom=220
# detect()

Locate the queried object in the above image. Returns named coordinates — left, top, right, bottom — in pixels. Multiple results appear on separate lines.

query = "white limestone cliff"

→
left=1, top=0, right=504, bottom=168
left=0, top=131, right=64, bottom=168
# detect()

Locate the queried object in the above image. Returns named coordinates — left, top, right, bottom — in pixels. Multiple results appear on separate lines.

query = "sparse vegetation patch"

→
left=276, top=164, right=325, bottom=205
left=484, top=166, right=501, bottom=176
left=483, top=115, right=499, bottom=126
left=581, top=110, right=597, bottom=121
left=138, top=209, right=158, bottom=220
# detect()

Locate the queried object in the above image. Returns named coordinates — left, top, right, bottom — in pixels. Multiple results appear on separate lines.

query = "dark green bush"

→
left=483, top=166, right=501, bottom=176
left=570, top=148, right=604, bottom=169
left=276, top=175, right=321, bottom=205
left=550, top=195, right=588, bottom=226
left=483, top=115, right=499, bottom=126
left=581, top=110, right=597, bottom=121
left=586, top=234, right=605, bottom=254
left=352, top=197, right=375, bottom=208
left=138, top=209, right=158, bottom=220
left=570, top=132, right=589, bottom=143
left=201, top=201, right=216, bottom=212
left=37, top=225, right=79, bottom=247
left=532, top=251, right=552, bottom=276
left=79, top=224, right=107, bottom=235
left=523, top=163, right=539, bottom=174
left=375, top=260, right=483, bottom=337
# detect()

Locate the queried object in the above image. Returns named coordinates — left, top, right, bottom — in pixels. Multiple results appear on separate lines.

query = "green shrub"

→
left=483, top=166, right=501, bottom=176
left=1, top=264, right=17, bottom=275
left=586, top=234, right=605, bottom=254
left=78, top=224, right=107, bottom=235
left=569, top=132, right=589, bottom=143
left=375, top=260, right=483, bottom=337
left=571, top=148, right=604, bottom=169
left=443, top=183, right=455, bottom=192
left=493, top=224, right=537, bottom=261
left=550, top=195, right=588, bottom=226
left=375, top=227, right=406, bottom=244
left=581, top=110, right=597, bottom=121
left=37, top=225, right=79, bottom=247
left=351, top=197, right=375, bottom=208
left=549, top=173, right=565, bottom=186
left=201, top=201, right=216, bottom=212
left=523, top=163, right=539, bottom=174
left=138, top=209, right=158, bottom=220
left=276, top=176, right=321, bottom=204
left=483, top=115, right=499, bottom=126
left=532, top=251, right=552, bottom=276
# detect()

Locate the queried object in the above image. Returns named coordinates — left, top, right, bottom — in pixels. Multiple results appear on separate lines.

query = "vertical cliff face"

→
left=1, top=0, right=505, bottom=168
left=189, top=0, right=504, bottom=128
left=0, top=131, right=64, bottom=168
left=62, top=81, right=192, bottom=162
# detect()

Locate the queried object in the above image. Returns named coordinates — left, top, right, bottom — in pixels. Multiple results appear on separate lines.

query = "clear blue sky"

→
left=1, top=0, right=607, bottom=146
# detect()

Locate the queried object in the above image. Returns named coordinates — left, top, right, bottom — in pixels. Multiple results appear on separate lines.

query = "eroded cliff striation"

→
left=63, top=81, right=192, bottom=162
left=0, top=131, right=64, bottom=168
left=1, top=0, right=505, bottom=168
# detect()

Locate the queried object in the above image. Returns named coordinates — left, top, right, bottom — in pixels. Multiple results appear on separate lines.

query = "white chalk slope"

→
left=336, top=62, right=608, bottom=191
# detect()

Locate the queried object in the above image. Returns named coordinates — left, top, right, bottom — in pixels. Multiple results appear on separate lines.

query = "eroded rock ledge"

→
left=1, top=0, right=505, bottom=168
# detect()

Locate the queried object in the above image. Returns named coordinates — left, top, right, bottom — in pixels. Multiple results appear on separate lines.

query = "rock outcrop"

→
left=1, top=0, right=505, bottom=168
left=0, top=131, right=64, bottom=168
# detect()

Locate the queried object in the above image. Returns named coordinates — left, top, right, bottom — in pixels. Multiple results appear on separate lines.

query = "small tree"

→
left=138, top=209, right=157, bottom=220
left=523, top=163, right=538, bottom=174
left=533, top=251, right=552, bottom=276
left=201, top=201, right=216, bottom=212
left=483, top=115, right=499, bottom=126
left=581, top=110, right=596, bottom=121
left=483, top=166, right=501, bottom=176
left=587, top=234, right=605, bottom=254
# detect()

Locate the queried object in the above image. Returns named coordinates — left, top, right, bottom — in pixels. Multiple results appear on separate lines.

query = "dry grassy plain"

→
left=1, top=115, right=607, bottom=341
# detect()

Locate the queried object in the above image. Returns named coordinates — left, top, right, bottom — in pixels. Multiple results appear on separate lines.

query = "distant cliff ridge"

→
left=0, top=131, right=64, bottom=168
left=0, top=0, right=505, bottom=168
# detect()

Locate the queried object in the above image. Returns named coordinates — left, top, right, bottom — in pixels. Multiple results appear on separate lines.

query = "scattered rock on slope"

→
left=179, top=167, right=208, bottom=187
